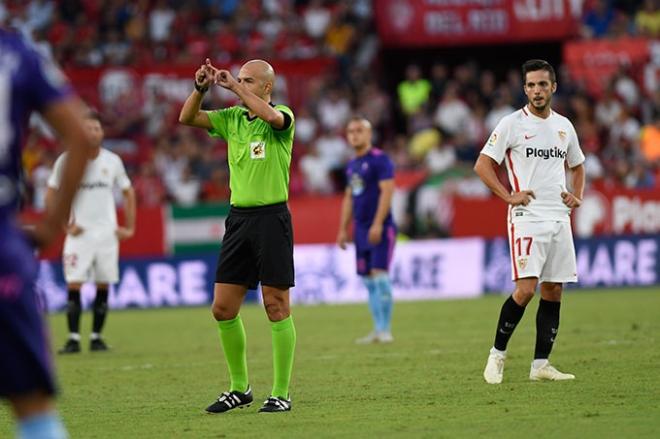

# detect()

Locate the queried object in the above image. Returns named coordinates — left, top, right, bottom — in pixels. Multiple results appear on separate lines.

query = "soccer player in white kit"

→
left=474, top=60, right=586, bottom=383
left=46, top=110, right=136, bottom=353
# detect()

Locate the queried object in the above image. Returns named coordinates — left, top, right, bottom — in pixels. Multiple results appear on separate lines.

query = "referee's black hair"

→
left=522, top=59, right=556, bottom=84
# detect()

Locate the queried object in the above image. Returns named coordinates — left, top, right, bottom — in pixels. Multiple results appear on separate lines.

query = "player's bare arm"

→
left=116, top=187, right=136, bottom=240
left=33, top=99, right=92, bottom=247
left=45, top=179, right=83, bottom=236
left=368, top=179, right=395, bottom=245
left=215, top=67, right=285, bottom=129
left=178, top=60, right=214, bottom=130
left=337, top=187, right=353, bottom=250
left=474, top=153, right=535, bottom=206
left=561, top=163, right=585, bottom=209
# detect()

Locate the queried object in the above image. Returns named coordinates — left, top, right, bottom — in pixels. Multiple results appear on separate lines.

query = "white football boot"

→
left=483, top=348, right=506, bottom=384
left=529, top=360, right=575, bottom=381
left=377, top=331, right=394, bottom=343
left=355, top=331, right=380, bottom=344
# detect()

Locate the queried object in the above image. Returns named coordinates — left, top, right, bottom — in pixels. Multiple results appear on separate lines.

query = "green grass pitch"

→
left=1, top=288, right=659, bottom=438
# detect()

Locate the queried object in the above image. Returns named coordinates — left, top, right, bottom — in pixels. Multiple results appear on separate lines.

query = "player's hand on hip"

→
left=368, top=223, right=383, bottom=245
left=507, top=190, right=535, bottom=207
left=561, top=192, right=582, bottom=208
left=116, top=227, right=134, bottom=241
left=66, top=223, right=84, bottom=236
left=337, top=230, right=349, bottom=250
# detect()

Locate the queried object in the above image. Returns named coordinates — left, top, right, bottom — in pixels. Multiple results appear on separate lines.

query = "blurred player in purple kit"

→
left=0, top=28, right=92, bottom=438
left=337, top=117, right=396, bottom=344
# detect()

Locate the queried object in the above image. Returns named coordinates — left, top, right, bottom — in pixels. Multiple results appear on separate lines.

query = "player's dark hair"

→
left=522, top=59, right=556, bottom=84
left=85, top=109, right=102, bottom=121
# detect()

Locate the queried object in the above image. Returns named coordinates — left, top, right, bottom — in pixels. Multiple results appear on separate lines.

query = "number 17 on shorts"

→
left=508, top=221, right=578, bottom=283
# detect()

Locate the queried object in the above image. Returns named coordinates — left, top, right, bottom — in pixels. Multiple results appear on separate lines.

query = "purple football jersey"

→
left=345, top=147, right=395, bottom=226
left=0, top=28, right=71, bottom=221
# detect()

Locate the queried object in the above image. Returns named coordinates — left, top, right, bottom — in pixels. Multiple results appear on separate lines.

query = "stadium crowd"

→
left=2, top=0, right=658, bottom=211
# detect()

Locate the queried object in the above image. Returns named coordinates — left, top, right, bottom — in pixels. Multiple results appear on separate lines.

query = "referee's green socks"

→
left=271, top=316, right=296, bottom=399
left=217, top=315, right=249, bottom=393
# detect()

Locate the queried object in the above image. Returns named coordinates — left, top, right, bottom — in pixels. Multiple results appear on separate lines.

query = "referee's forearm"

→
left=232, top=84, right=282, bottom=126
left=179, top=90, right=205, bottom=124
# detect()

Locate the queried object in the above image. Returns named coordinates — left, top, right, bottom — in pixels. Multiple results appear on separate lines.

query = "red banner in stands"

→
left=64, top=59, right=334, bottom=117
left=375, top=0, right=579, bottom=47
left=563, top=38, right=652, bottom=97
left=451, top=186, right=660, bottom=238
left=573, top=187, right=660, bottom=238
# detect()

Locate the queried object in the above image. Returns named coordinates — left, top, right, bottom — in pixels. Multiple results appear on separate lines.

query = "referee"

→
left=179, top=59, right=296, bottom=414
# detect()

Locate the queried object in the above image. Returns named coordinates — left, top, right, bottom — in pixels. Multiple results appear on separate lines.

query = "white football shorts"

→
left=63, top=229, right=119, bottom=284
left=507, top=220, right=577, bottom=283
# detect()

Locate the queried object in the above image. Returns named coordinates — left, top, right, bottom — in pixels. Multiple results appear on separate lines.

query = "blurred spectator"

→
left=635, top=0, right=660, bottom=37
left=398, top=65, right=431, bottom=116
left=294, top=107, right=318, bottom=145
left=324, top=5, right=355, bottom=56
left=201, top=167, right=231, bottom=202
left=149, top=0, right=176, bottom=43
left=356, top=81, right=390, bottom=135
left=317, top=87, right=351, bottom=131
left=133, top=162, right=167, bottom=208
left=640, top=111, right=660, bottom=163
left=171, top=165, right=201, bottom=206
left=434, top=82, right=471, bottom=137
left=314, top=128, right=350, bottom=178
left=304, top=0, right=331, bottom=40
left=614, top=68, right=640, bottom=108
left=582, top=0, right=615, bottom=38
left=485, top=88, right=515, bottom=132
left=299, top=145, right=334, bottom=194
left=430, top=63, right=449, bottom=103
left=595, top=86, right=623, bottom=128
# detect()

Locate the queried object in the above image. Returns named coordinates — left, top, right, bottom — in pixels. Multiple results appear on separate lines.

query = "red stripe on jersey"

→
left=510, top=216, right=519, bottom=281
left=522, top=106, right=528, bottom=116
left=506, top=150, right=520, bottom=192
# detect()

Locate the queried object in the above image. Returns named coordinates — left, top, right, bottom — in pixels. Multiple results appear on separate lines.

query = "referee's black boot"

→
left=58, top=338, right=81, bottom=354
left=206, top=386, right=253, bottom=414
left=90, top=338, right=109, bottom=352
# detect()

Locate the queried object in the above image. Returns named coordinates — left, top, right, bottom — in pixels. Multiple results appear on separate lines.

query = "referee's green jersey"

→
left=207, top=104, right=295, bottom=207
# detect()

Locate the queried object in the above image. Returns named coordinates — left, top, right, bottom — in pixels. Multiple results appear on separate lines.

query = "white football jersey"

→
left=48, top=148, right=131, bottom=231
left=481, top=105, right=585, bottom=223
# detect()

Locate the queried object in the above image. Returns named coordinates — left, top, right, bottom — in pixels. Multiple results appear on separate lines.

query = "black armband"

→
left=274, top=111, right=292, bottom=131
left=194, top=81, right=208, bottom=94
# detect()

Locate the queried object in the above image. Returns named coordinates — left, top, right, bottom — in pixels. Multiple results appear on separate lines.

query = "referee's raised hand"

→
left=195, top=58, right=218, bottom=91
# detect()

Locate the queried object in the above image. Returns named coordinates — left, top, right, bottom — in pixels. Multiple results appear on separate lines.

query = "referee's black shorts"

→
left=215, top=202, right=295, bottom=290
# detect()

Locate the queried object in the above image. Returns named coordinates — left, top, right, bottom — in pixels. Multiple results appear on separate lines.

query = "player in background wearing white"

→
left=46, top=110, right=136, bottom=354
left=474, top=60, right=585, bottom=384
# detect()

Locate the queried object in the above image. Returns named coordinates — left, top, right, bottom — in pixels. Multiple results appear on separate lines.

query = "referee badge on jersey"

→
left=250, top=141, right=266, bottom=159
left=517, top=257, right=528, bottom=270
